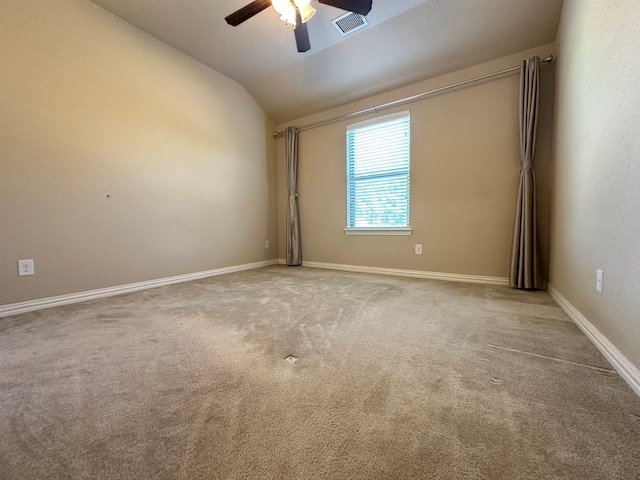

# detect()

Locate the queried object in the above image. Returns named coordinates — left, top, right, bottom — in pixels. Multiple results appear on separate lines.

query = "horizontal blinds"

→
left=347, top=113, right=410, bottom=228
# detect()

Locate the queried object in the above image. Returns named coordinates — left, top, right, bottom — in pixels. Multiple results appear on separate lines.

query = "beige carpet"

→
left=1, top=266, right=639, bottom=479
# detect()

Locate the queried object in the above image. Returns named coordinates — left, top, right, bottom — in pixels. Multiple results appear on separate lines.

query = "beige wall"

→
left=549, top=1, right=640, bottom=366
left=276, top=44, right=555, bottom=279
left=0, top=0, right=278, bottom=305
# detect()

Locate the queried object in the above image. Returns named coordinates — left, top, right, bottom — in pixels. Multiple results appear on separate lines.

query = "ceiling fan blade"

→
left=225, top=0, right=272, bottom=26
left=318, top=0, right=372, bottom=16
left=294, top=10, right=311, bottom=52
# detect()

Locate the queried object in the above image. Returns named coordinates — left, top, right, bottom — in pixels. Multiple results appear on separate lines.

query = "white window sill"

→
left=344, top=228, right=413, bottom=236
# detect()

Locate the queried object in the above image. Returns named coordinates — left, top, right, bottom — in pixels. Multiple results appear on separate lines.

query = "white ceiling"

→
left=89, top=0, right=563, bottom=123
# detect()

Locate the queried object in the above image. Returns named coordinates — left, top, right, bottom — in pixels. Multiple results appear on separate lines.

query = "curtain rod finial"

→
left=542, top=55, right=554, bottom=63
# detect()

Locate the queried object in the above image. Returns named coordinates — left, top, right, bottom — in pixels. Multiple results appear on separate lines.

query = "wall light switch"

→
left=18, top=259, right=35, bottom=276
left=415, top=244, right=423, bottom=255
left=264, top=240, right=270, bottom=249
left=596, top=270, right=603, bottom=292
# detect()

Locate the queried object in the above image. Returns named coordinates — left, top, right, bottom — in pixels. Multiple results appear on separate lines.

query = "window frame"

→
left=344, top=111, right=412, bottom=236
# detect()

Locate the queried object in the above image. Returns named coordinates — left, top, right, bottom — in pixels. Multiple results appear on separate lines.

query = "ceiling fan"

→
left=225, top=0, right=373, bottom=53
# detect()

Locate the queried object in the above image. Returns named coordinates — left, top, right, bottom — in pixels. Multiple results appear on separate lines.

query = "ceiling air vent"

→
left=332, top=12, right=368, bottom=36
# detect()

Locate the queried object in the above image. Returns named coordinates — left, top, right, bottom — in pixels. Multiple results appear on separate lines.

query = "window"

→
left=346, top=111, right=411, bottom=234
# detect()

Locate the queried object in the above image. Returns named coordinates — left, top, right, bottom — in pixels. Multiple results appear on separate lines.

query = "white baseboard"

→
left=278, top=259, right=509, bottom=286
left=0, top=259, right=279, bottom=318
left=548, top=284, right=640, bottom=398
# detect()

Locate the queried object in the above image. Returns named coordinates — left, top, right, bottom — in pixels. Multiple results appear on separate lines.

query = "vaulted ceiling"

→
left=89, top=0, right=563, bottom=123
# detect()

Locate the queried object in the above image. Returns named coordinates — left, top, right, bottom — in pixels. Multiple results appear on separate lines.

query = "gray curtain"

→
left=285, top=126, right=302, bottom=266
left=510, top=56, right=543, bottom=289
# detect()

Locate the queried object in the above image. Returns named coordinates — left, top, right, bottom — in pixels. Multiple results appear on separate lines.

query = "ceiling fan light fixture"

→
left=280, top=12, right=296, bottom=25
left=273, top=0, right=314, bottom=25
left=271, top=0, right=290, bottom=15
left=272, top=0, right=299, bottom=24
left=298, top=4, right=316, bottom=23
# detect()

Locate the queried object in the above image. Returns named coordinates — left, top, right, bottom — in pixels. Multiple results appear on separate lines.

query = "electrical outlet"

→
left=596, top=270, right=603, bottom=292
left=264, top=240, right=270, bottom=249
left=415, top=244, right=423, bottom=255
left=18, top=259, right=35, bottom=276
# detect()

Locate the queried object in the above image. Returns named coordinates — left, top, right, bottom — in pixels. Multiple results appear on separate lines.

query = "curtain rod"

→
left=273, top=55, right=554, bottom=138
